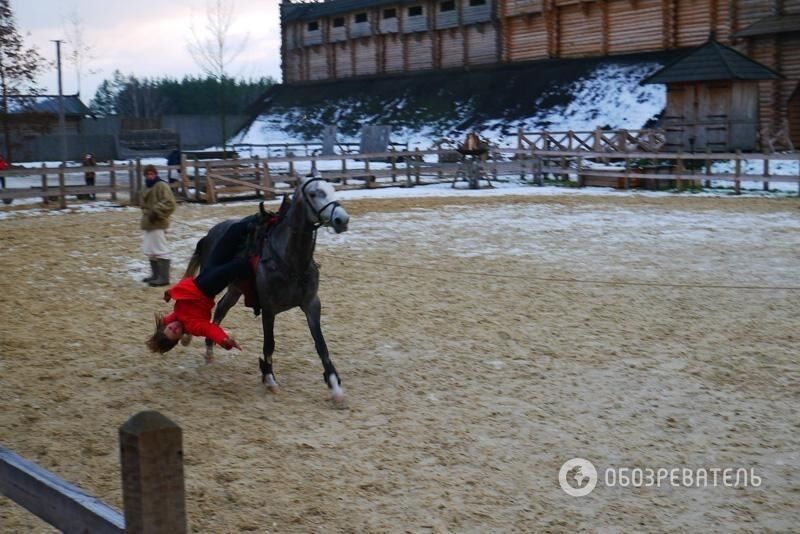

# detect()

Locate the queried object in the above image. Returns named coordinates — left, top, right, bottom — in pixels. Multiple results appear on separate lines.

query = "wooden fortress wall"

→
left=281, top=0, right=800, bottom=135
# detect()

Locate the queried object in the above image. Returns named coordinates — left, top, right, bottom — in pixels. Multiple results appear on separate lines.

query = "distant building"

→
left=3, top=94, right=92, bottom=137
left=280, top=0, right=799, bottom=149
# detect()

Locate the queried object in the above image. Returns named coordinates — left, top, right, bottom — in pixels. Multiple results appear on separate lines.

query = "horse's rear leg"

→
left=303, top=296, right=345, bottom=406
left=204, top=286, right=241, bottom=364
left=260, top=312, right=279, bottom=393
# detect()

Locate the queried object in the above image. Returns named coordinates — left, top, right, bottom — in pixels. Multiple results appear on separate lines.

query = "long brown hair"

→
left=146, top=312, right=180, bottom=354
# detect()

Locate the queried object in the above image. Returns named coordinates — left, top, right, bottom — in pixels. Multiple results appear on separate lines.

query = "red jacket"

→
left=162, top=278, right=229, bottom=346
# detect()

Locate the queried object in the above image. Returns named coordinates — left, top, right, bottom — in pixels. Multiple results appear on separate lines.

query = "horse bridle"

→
left=301, top=177, right=342, bottom=229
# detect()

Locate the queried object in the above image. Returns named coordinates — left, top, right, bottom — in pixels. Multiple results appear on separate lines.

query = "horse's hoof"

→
left=204, top=354, right=215, bottom=365
left=330, top=392, right=347, bottom=409
left=264, top=374, right=279, bottom=394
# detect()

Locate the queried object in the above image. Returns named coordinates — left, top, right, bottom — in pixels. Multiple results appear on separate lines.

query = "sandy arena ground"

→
left=1, top=193, right=799, bottom=532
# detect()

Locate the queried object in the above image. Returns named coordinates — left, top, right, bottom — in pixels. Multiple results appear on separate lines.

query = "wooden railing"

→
left=0, top=411, right=186, bottom=534
left=232, top=141, right=409, bottom=159
left=1, top=147, right=798, bottom=207
left=518, top=128, right=667, bottom=153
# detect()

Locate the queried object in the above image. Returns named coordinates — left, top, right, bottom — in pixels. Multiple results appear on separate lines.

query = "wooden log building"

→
left=642, top=37, right=783, bottom=151
left=280, top=0, right=799, bottom=149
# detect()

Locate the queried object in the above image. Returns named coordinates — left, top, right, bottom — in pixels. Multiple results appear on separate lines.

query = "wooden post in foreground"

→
left=119, top=411, right=186, bottom=534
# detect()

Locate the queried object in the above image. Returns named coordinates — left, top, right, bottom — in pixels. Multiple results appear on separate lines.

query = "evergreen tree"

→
left=89, top=73, right=273, bottom=117
left=0, top=0, right=48, bottom=162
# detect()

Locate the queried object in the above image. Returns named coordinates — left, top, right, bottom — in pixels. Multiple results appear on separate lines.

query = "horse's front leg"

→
left=205, top=286, right=241, bottom=364
left=260, top=311, right=279, bottom=393
left=303, top=296, right=345, bottom=406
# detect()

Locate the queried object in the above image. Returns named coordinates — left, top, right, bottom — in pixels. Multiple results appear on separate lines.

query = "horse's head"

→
left=299, top=174, right=350, bottom=233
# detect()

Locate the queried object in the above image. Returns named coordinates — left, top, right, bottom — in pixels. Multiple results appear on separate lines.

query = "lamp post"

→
left=52, top=39, right=68, bottom=208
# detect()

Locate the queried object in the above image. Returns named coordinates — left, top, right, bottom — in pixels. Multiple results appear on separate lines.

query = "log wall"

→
left=280, top=0, right=795, bottom=144
left=282, top=0, right=793, bottom=84
left=506, top=14, right=548, bottom=62
left=466, top=23, right=499, bottom=65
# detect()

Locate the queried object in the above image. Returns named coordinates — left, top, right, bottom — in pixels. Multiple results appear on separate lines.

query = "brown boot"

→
left=148, top=259, right=171, bottom=287
left=142, top=258, right=158, bottom=283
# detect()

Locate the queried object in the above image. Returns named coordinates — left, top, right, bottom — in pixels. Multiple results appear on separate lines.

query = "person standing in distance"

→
left=140, top=164, right=176, bottom=286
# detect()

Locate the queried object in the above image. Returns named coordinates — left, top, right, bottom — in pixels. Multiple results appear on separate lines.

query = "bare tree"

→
left=63, top=7, right=98, bottom=97
left=187, top=0, right=248, bottom=151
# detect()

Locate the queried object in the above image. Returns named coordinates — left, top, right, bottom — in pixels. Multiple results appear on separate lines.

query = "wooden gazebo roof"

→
left=641, top=38, right=782, bottom=84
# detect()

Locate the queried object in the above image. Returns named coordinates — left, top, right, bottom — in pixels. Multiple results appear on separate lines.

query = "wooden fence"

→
left=1, top=145, right=798, bottom=207
left=0, top=411, right=187, bottom=534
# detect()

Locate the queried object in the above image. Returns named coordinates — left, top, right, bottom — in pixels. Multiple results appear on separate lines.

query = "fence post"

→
left=676, top=155, right=684, bottom=191
left=119, top=411, right=187, bottom=534
left=58, top=164, right=67, bottom=209
left=341, top=158, right=348, bottom=186
left=253, top=155, right=261, bottom=197
left=263, top=161, right=274, bottom=199
left=734, top=150, right=741, bottom=195
left=624, top=157, right=631, bottom=190
left=415, top=157, right=421, bottom=185
left=110, top=161, right=117, bottom=201
left=390, top=152, right=397, bottom=182
left=128, top=162, right=136, bottom=205
left=179, top=154, right=189, bottom=200
left=193, top=158, right=200, bottom=201
left=135, top=158, right=142, bottom=199
left=365, top=159, right=372, bottom=188
left=576, top=155, right=584, bottom=187
left=205, top=163, right=215, bottom=204
left=41, top=163, right=49, bottom=205
left=763, top=158, right=769, bottom=191
left=704, top=148, right=711, bottom=189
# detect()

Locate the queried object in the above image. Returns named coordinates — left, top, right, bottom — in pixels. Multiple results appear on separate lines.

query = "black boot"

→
left=142, top=259, right=158, bottom=283
left=149, top=259, right=171, bottom=287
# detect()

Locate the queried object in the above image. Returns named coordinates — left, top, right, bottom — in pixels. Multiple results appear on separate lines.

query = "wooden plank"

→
left=0, top=445, right=124, bottom=534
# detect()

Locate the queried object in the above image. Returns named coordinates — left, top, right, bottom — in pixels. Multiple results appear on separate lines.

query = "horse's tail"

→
left=183, top=237, right=205, bottom=278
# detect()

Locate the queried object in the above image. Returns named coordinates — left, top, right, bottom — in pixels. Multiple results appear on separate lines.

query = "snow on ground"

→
left=233, top=63, right=666, bottom=150
left=480, top=64, right=666, bottom=145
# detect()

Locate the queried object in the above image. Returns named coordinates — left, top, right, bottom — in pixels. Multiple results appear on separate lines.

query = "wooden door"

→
left=663, top=84, right=696, bottom=151
left=696, top=82, right=731, bottom=151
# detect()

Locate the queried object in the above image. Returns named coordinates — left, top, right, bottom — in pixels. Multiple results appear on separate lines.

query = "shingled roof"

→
left=641, top=38, right=782, bottom=84
left=6, top=95, right=92, bottom=116
left=282, top=0, right=419, bottom=22
left=733, top=14, right=800, bottom=38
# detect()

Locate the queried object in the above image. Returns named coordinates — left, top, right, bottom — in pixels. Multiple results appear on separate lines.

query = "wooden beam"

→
left=602, top=0, right=609, bottom=55
left=0, top=445, right=125, bottom=534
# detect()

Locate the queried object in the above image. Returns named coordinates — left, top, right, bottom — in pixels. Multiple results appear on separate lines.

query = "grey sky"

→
left=14, top=0, right=283, bottom=101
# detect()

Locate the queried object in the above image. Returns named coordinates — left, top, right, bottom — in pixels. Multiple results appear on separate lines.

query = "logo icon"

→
left=559, top=458, right=598, bottom=497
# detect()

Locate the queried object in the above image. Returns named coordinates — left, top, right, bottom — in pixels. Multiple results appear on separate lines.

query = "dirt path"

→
left=1, top=194, right=798, bottom=532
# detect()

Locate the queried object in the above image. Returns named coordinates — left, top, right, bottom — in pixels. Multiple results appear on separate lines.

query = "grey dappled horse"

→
left=186, top=175, right=350, bottom=404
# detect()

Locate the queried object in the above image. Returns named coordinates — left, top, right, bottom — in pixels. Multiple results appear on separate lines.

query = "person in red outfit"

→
left=146, top=256, right=251, bottom=354
left=0, top=154, right=9, bottom=190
